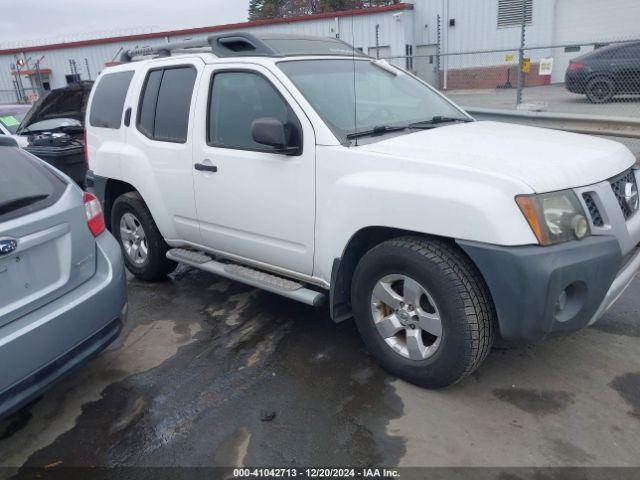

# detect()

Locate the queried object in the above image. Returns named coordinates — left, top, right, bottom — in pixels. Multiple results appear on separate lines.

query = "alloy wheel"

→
left=370, top=274, right=443, bottom=361
left=119, top=212, right=149, bottom=265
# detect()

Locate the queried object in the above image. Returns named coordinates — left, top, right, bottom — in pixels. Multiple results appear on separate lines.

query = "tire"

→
left=585, top=77, right=615, bottom=103
left=111, top=192, right=177, bottom=281
left=351, top=236, right=496, bottom=388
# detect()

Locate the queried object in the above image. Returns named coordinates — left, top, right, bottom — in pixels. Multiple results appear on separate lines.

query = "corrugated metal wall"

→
left=1, top=0, right=639, bottom=103
left=0, top=11, right=414, bottom=103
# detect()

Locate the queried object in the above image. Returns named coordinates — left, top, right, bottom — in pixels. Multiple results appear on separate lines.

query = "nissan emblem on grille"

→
left=0, top=238, right=18, bottom=256
left=624, top=181, right=639, bottom=213
left=611, top=169, right=639, bottom=220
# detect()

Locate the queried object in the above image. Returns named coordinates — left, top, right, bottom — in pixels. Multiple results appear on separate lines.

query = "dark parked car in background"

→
left=565, top=41, right=640, bottom=103
left=16, top=82, right=93, bottom=186
left=0, top=136, right=126, bottom=419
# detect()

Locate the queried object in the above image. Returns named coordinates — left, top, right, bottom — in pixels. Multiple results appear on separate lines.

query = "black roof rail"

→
left=121, top=32, right=278, bottom=62
left=119, top=31, right=365, bottom=62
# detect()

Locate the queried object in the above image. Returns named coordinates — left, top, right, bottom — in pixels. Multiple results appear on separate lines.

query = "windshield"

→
left=278, top=59, right=467, bottom=142
left=0, top=107, right=29, bottom=134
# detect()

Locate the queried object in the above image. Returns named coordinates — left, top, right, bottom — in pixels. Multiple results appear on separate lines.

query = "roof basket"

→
left=120, top=31, right=365, bottom=62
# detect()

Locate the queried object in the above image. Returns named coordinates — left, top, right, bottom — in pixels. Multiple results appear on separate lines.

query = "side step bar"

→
left=166, top=248, right=326, bottom=307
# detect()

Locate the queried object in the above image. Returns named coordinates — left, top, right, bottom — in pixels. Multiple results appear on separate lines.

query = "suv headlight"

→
left=516, top=190, right=590, bottom=246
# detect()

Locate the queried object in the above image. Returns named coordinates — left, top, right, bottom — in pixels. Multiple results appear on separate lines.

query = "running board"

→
left=166, top=248, right=326, bottom=307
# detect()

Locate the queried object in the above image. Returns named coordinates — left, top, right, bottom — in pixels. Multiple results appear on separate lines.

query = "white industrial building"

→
left=1, top=0, right=638, bottom=103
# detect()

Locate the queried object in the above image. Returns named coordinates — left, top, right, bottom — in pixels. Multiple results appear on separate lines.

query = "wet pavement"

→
left=1, top=265, right=639, bottom=475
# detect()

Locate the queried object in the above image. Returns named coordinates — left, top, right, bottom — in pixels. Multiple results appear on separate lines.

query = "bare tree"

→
left=248, top=0, right=399, bottom=20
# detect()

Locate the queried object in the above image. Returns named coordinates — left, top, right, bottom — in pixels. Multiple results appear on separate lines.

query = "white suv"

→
left=86, top=33, right=640, bottom=388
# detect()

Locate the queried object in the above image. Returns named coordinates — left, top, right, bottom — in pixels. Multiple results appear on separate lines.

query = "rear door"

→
left=0, top=147, right=96, bottom=327
left=611, top=44, right=640, bottom=94
left=122, top=59, right=203, bottom=242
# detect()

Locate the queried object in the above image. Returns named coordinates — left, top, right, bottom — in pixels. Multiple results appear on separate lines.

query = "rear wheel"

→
left=111, top=192, right=177, bottom=281
left=586, top=77, right=615, bottom=103
left=351, top=237, right=496, bottom=388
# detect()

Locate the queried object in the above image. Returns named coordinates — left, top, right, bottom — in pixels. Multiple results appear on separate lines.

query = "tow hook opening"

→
left=554, top=281, right=587, bottom=323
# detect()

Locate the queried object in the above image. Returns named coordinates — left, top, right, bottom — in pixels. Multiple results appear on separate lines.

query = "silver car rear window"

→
left=0, top=148, right=66, bottom=222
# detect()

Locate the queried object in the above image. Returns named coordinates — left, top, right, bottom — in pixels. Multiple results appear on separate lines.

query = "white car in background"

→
left=0, top=104, right=30, bottom=147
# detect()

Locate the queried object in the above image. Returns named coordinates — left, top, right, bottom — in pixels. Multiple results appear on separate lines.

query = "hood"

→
left=17, top=81, right=93, bottom=133
left=358, top=121, right=636, bottom=193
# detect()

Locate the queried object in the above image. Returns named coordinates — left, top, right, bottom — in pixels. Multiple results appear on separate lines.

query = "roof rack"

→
left=120, top=31, right=366, bottom=62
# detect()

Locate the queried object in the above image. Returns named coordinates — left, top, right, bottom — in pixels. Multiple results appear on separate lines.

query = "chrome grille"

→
left=610, top=169, right=639, bottom=220
left=583, top=193, right=604, bottom=227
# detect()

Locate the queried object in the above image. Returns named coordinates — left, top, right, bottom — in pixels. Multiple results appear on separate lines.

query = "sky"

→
left=0, top=0, right=251, bottom=47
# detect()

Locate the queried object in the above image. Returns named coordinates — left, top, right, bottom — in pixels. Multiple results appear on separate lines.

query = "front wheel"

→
left=111, top=192, right=177, bottom=281
left=351, top=237, right=496, bottom=388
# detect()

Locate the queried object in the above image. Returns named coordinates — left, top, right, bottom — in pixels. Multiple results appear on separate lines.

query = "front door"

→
left=192, top=64, right=316, bottom=275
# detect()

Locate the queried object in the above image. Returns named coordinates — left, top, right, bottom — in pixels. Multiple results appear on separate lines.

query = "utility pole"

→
left=516, top=0, right=527, bottom=106
left=436, top=14, right=441, bottom=88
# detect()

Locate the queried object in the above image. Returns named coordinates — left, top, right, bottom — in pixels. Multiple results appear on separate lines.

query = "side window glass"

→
left=137, top=66, right=196, bottom=143
left=154, top=68, right=197, bottom=142
left=89, top=71, right=134, bottom=129
left=208, top=71, right=300, bottom=151
left=137, top=70, right=163, bottom=138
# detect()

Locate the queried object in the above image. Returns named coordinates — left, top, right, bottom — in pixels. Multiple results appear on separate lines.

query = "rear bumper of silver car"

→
left=0, top=232, right=127, bottom=418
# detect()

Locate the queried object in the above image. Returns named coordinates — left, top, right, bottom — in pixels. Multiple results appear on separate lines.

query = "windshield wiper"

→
left=346, top=125, right=407, bottom=140
left=408, top=116, right=473, bottom=129
left=0, top=194, right=49, bottom=215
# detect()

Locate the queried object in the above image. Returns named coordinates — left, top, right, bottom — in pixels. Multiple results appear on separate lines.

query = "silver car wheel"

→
left=120, top=212, right=149, bottom=265
left=370, top=274, right=443, bottom=361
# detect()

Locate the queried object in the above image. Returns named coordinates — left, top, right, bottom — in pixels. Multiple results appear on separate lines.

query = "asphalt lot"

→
left=0, top=262, right=639, bottom=477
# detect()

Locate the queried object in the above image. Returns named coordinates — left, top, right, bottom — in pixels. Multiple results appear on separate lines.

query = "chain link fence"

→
left=382, top=38, right=640, bottom=117
left=381, top=35, right=640, bottom=157
left=0, top=87, right=39, bottom=105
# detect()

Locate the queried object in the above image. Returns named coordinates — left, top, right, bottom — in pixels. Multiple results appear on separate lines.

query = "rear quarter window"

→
left=136, top=66, right=196, bottom=143
left=0, top=148, right=66, bottom=223
left=89, top=71, right=134, bottom=129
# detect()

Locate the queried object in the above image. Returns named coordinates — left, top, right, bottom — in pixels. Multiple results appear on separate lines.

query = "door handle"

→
left=194, top=163, right=218, bottom=173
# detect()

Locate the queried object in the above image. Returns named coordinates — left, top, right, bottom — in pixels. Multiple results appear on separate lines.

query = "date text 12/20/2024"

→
left=233, top=468, right=401, bottom=478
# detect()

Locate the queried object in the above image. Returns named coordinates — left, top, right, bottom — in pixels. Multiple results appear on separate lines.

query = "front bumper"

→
left=458, top=236, right=634, bottom=342
left=0, top=232, right=127, bottom=418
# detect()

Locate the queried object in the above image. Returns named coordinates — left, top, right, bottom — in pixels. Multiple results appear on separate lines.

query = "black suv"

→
left=565, top=41, right=640, bottom=103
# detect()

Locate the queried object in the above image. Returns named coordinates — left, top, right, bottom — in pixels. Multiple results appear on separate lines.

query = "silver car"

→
left=0, top=136, right=126, bottom=418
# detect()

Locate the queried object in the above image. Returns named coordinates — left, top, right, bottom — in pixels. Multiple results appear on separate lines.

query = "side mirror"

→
left=251, top=117, right=300, bottom=155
